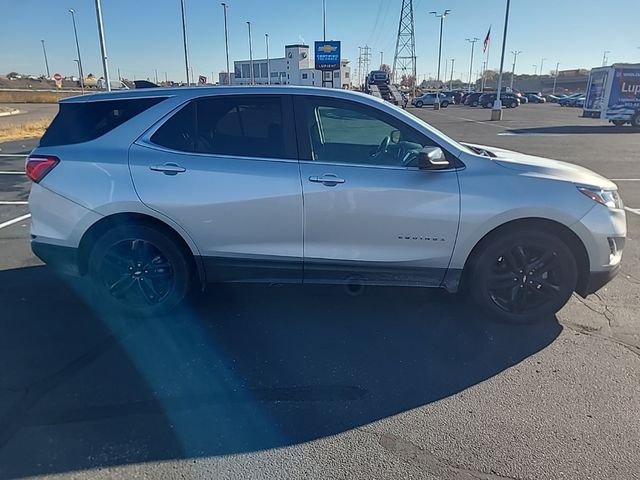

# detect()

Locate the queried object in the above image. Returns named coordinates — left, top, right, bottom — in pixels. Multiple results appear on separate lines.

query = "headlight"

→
left=577, top=186, right=623, bottom=209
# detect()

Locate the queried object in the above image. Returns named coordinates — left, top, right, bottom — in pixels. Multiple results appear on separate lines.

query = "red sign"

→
left=53, top=73, right=62, bottom=81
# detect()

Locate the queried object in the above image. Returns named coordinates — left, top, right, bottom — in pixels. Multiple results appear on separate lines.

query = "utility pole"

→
left=94, top=0, right=111, bottom=91
left=449, top=59, right=455, bottom=90
left=532, top=64, right=537, bottom=76
left=357, top=46, right=363, bottom=89
left=491, top=0, right=511, bottom=120
left=602, top=50, right=610, bottom=67
left=40, top=40, right=50, bottom=78
left=444, top=58, right=448, bottom=87
left=392, top=0, right=417, bottom=95
left=481, top=60, right=487, bottom=91
left=221, top=3, right=231, bottom=85
left=380, top=51, right=383, bottom=68
left=552, top=62, right=560, bottom=94
left=465, top=37, right=479, bottom=93
left=510, top=50, right=521, bottom=89
left=322, top=0, right=327, bottom=41
left=247, top=21, right=254, bottom=85
left=363, top=45, right=371, bottom=79
left=117, top=67, right=121, bottom=81
left=180, top=0, right=191, bottom=85
left=69, top=9, right=84, bottom=93
left=265, top=33, right=270, bottom=85
left=154, top=69, right=158, bottom=84
left=165, top=71, right=168, bottom=84
left=539, top=58, right=546, bottom=77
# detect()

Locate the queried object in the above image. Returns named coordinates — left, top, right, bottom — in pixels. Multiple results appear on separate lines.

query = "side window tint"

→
left=150, top=102, right=196, bottom=152
left=195, top=96, right=287, bottom=158
left=303, top=98, right=432, bottom=167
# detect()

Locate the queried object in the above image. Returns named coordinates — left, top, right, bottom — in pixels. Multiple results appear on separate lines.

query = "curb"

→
left=0, top=109, right=21, bottom=117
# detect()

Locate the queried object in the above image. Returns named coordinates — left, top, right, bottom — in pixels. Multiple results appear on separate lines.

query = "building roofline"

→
left=285, top=44, right=309, bottom=48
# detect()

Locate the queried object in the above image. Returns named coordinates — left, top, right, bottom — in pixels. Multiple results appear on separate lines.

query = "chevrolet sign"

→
left=315, top=41, right=341, bottom=71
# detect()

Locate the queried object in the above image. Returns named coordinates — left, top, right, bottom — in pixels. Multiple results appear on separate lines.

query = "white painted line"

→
left=0, top=201, right=28, bottom=205
left=0, top=153, right=28, bottom=157
left=0, top=213, right=31, bottom=230
left=612, top=179, right=640, bottom=182
left=625, top=207, right=640, bottom=216
left=0, top=171, right=25, bottom=175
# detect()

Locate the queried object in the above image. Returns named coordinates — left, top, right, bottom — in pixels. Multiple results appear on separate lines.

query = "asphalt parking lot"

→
left=0, top=103, right=639, bottom=480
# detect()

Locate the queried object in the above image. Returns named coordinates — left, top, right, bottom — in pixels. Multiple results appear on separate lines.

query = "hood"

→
left=462, top=143, right=617, bottom=190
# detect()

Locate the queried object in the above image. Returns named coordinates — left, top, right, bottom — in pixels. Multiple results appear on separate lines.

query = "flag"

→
left=483, top=26, right=491, bottom=53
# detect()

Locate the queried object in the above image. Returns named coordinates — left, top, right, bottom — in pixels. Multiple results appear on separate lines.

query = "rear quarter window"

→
left=39, top=97, right=166, bottom=147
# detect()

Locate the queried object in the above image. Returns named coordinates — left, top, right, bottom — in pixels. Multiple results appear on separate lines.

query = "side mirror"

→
left=418, top=146, right=451, bottom=169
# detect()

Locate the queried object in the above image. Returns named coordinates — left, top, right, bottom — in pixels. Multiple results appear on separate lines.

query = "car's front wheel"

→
left=416, top=101, right=423, bottom=108
left=441, top=101, right=449, bottom=107
left=88, top=223, right=193, bottom=317
left=468, top=229, right=577, bottom=323
left=631, top=114, right=640, bottom=128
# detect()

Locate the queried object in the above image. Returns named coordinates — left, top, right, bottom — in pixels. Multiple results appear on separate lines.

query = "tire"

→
left=441, top=101, right=449, bottom=108
left=483, top=103, right=491, bottom=109
left=416, top=101, right=423, bottom=108
left=468, top=229, right=578, bottom=324
left=88, top=223, right=193, bottom=317
left=631, top=114, right=640, bottom=128
left=471, top=101, right=479, bottom=107
left=612, top=120, right=627, bottom=127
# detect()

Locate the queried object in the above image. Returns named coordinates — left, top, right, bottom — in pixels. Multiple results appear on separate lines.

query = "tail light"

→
left=26, top=155, right=59, bottom=183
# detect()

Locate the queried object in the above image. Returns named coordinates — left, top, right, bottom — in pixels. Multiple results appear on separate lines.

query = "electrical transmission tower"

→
left=362, top=45, right=372, bottom=78
left=392, top=0, right=416, bottom=92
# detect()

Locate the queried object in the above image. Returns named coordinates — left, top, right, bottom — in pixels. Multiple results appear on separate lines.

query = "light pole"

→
left=602, top=50, right=610, bottom=67
left=322, top=0, right=326, bottom=41
left=380, top=51, right=383, bottom=68
left=180, top=0, right=191, bottom=85
left=539, top=57, right=546, bottom=77
left=154, top=69, right=158, bottom=84
left=444, top=58, right=448, bottom=87
left=247, top=21, right=254, bottom=85
left=74, top=59, right=84, bottom=94
left=510, top=50, right=521, bottom=89
left=40, top=40, right=50, bottom=78
left=429, top=10, right=451, bottom=85
left=69, top=9, right=84, bottom=92
left=491, top=0, right=511, bottom=120
left=94, top=0, right=111, bottom=91
left=466, top=37, right=479, bottom=93
left=449, top=58, right=455, bottom=90
left=552, top=62, right=560, bottom=94
left=265, top=33, right=270, bottom=85
left=221, top=3, right=231, bottom=85
left=532, top=64, right=538, bottom=76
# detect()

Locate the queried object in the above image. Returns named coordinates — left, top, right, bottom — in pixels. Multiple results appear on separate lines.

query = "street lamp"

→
left=532, top=64, right=538, bottom=76
left=73, top=59, right=84, bottom=94
left=449, top=59, right=455, bottom=90
left=40, top=40, right=50, bottom=78
left=602, top=50, right=610, bottom=67
left=429, top=9, right=451, bottom=109
left=247, top=21, right=254, bottom=85
left=94, top=0, right=111, bottom=91
left=68, top=9, right=84, bottom=92
left=465, top=37, right=479, bottom=93
left=221, top=3, right=231, bottom=85
left=491, top=0, right=511, bottom=121
left=510, top=50, right=521, bottom=89
left=552, top=62, right=560, bottom=94
left=539, top=57, right=546, bottom=77
left=180, top=0, right=191, bottom=85
left=265, top=33, right=270, bottom=85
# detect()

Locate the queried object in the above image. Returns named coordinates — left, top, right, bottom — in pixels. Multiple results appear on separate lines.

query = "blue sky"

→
left=1, top=0, right=638, bottom=83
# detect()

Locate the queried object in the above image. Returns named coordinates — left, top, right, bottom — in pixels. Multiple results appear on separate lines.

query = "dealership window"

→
left=345, top=72, right=349, bottom=78
left=270, top=72, right=279, bottom=78
left=333, top=71, right=340, bottom=78
left=302, top=73, right=308, bottom=79
left=259, top=62, right=268, bottom=78
left=234, top=66, right=242, bottom=79
left=241, top=64, right=250, bottom=79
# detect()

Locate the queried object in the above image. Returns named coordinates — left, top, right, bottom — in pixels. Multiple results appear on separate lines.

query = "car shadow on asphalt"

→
left=507, top=125, right=640, bottom=135
left=0, top=265, right=562, bottom=479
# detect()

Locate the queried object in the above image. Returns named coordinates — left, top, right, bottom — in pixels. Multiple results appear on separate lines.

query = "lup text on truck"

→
left=583, top=63, right=640, bottom=127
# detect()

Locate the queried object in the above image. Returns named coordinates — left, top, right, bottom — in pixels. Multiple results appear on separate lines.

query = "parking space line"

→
left=0, top=171, right=25, bottom=175
left=0, top=201, right=28, bottom=205
left=0, top=213, right=31, bottom=230
left=612, top=179, right=640, bottom=182
left=625, top=207, right=640, bottom=216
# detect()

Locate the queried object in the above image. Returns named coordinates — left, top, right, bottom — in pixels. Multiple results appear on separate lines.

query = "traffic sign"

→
left=53, top=73, right=62, bottom=81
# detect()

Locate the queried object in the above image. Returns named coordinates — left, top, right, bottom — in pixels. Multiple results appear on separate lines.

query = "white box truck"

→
left=583, top=63, right=640, bottom=127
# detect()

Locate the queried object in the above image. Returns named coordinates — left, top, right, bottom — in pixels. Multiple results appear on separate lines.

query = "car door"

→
left=129, top=94, right=303, bottom=283
left=293, top=95, right=460, bottom=287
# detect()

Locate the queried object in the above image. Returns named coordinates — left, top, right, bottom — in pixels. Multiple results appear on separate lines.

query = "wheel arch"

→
left=459, top=217, right=590, bottom=294
left=77, top=212, right=206, bottom=285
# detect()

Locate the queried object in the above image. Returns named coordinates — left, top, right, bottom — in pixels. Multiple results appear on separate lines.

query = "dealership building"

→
left=230, top=44, right=351, bottom=88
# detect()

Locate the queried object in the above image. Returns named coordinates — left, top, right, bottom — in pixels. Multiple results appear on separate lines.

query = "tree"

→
left=379, top=64, right=392, bottom=76
left=400, top=74, right=416, bottom=88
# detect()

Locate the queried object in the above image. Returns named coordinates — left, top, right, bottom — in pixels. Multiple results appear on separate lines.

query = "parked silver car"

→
left=27, top=86, right=626, bottom=322
left=411, top=92, right=453, bottom=108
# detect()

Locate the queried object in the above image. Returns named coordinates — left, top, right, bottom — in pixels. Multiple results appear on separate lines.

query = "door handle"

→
left=309, top=174, right=345, bottom=186
left=149, top=163, right=186, bottom=175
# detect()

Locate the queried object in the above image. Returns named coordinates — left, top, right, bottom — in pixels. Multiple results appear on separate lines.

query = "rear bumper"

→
left=31, top=239, right=80, bottom=276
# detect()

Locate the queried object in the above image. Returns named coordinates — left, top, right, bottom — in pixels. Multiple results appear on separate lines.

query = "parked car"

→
left=442, top=91, right=463, bottom=104
left=545, top=94, right=563, bottom=103
left=513, top=92, right=529, bottom=104
left=463, top=92, right=483, bottom=106
left=559, top=93, right=585, bottom=107
left=524, top=92, right=546, bottom=103
left=27, top=86, right=626, bottom=323
left=412, top=93, right=451, bottom=108
left=479, top=93, right=520, bottom=108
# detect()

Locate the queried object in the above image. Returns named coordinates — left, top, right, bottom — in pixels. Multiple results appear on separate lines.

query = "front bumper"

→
left=31, top=239, right=81, bottom=276
left=577, top=263, right=620, bottom=297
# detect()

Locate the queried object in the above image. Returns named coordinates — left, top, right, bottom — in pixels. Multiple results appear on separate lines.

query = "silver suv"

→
left=27, top=86, right=626, bottom=322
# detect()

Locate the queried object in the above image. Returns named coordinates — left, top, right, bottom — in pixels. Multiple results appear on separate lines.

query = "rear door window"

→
left=40, top=97, right=166, bottom=147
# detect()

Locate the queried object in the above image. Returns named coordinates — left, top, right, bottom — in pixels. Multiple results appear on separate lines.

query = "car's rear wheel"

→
left=631, top=114, right=640, bottom=128
left=416, top=101, right=423, bottom=108
left=469, top=230, right=577, bottom=323
left=88, top=224, right=192, bottom=317
left=612, top=120, right=627, bottom=127
left=471, top=100, right=479, bottom=107
left=441, top=101, right=449, bottom=107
